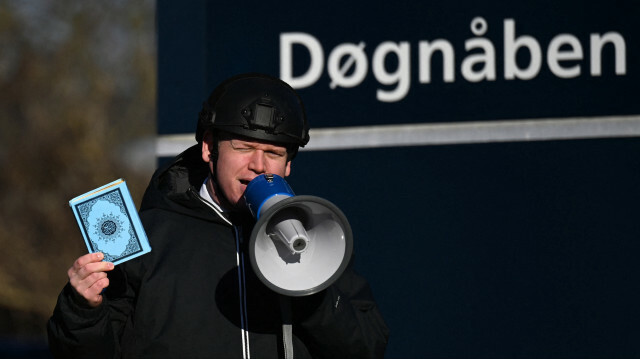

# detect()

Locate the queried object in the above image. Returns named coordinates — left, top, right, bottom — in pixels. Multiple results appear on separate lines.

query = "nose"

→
left=248, top=150, right=266, bottom=174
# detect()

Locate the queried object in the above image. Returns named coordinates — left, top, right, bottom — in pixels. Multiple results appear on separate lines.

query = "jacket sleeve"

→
left=293, top=262, right=390, bottom=359
left=46, top=265, right=135, bottom=359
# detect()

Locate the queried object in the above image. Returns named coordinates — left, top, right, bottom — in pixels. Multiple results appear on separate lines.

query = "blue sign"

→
left=157, top=1, right=640, bottom=358
left=159, top=1, right=639, bottom=135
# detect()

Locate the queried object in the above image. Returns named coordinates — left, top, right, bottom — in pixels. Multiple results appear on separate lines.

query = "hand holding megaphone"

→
left=244, top=174, right=354, bottom=297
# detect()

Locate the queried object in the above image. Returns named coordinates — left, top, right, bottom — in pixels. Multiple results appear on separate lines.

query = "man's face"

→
left=202, top=132, right=291, bottom=210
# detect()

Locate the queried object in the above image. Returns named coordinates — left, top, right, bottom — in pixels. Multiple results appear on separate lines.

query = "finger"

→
left=70, top=263, right=114, bottom=294
left=70, top=267, right=106, bottom=289
left=68, top=253, right=112, bottom=280
left=82, top=271, right=109, bottom=287
left=71, top=252, right=104, bottom=272
left=76, top=261, right=114, bottom=279
left=82, top=277, right=111, bottom=307
left=92, top=276, right=110, bottom=293
left=73, top=271, right=110, bottom=305
left=68, top=256, right=113, bottom=303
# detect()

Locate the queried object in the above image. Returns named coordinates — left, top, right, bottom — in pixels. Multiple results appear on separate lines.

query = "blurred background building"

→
left=0, top=1, right=156, bottom=356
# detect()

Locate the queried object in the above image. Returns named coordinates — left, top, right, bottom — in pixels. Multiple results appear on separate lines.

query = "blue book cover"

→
left=69, top=179, right=151, bottom=265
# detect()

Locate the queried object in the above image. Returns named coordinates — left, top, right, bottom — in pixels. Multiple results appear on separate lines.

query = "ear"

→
left=201, top=130, right=214, bottom=163
left=284, top=161, right=292, bottom=177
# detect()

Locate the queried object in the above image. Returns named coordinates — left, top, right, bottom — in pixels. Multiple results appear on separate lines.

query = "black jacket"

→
left=48, top=145, right=389, bottom=358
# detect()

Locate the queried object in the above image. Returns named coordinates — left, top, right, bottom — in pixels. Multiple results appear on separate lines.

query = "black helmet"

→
left=196, top=73, right=310, bottom=150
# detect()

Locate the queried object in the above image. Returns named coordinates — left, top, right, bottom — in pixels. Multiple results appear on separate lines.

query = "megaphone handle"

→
left=279, top=296, right=294, bottom=359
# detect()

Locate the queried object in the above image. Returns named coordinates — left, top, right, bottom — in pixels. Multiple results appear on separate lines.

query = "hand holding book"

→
left=67, top=252, right=114, bottom=307
left=66, top=179, right=151, bottom=306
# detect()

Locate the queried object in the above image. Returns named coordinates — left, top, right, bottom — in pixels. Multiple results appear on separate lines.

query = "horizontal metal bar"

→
left=156, top=115, right=640, bottom=156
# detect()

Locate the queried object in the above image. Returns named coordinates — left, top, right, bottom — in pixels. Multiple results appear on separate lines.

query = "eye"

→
left=230, top=141, right=252, bottom=152
left=267, top=150, right=286, bottom=158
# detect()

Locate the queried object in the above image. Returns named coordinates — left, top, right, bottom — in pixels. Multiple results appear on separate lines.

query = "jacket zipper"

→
left=235, top=225, right=251, bottom=359
left=193, top=190, right=251, bottom=358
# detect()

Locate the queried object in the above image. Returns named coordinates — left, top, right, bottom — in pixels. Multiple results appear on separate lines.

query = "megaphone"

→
left=244, top=174, right=353, bottom=297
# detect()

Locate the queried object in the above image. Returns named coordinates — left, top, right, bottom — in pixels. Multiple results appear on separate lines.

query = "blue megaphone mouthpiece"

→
left=244, top=173, right=296, bottom=219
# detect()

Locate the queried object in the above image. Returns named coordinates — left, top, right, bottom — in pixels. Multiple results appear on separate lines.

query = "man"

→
left=48, top=73, right=389, bottom=358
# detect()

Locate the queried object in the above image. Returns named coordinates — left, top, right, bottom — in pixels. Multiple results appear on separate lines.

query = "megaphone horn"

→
left=244, top=174, right=353, bottom=297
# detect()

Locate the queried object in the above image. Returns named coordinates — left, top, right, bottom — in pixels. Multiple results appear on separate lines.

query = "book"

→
left=69, top=179, right=151, bottom=265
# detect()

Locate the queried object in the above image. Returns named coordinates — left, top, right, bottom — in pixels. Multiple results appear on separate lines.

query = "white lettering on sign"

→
left=280, top=17, right=627, bottom=102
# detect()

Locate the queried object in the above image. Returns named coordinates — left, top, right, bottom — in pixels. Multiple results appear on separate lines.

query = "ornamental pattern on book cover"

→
left=75, top=189, right=143, bottom=263
left=70, top=179, right=151, bottom=265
